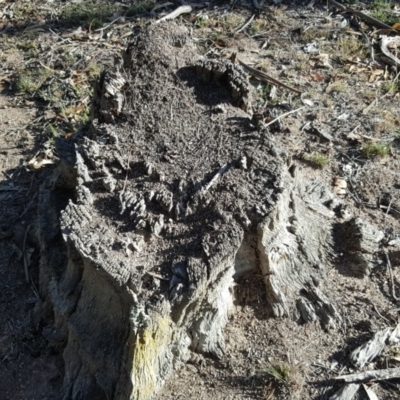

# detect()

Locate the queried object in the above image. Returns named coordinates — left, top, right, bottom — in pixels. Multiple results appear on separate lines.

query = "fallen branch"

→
left=334, top=367, right=400, bottom=383
left=327, top=0, right=393, bottom=30
left=238, top=59, right=302, bottom=95
left=155, top=5, right=192, bottom=24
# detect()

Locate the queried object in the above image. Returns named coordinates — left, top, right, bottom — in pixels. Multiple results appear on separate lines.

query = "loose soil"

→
left=1, top=1, right=400, bottom=399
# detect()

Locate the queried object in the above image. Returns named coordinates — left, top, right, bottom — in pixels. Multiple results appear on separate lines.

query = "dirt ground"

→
left=1, top=0, right=400, bottom=399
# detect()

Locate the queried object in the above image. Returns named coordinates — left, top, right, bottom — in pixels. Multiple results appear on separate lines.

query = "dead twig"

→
left=145, top=271, right=169, bottom=281
left=235, top=14, right=255, bottom=34
left=385, top=252, right=399, bottom=301
left=23, top=224, right=31, bottom=283
left=204, top=164, right=228, bottom=192
left=264, top=106, right=305, bottom=128
left=334, top=367, right=400, bottom=383
left=238, top=59, right=302, bottom=95
left=20, top=192, right=38, bottom=218
left=155, top=5, right=192, bottom=24
left=94, top=17, right=122, bottom=32
left=369, top=299, right=391, bottom=324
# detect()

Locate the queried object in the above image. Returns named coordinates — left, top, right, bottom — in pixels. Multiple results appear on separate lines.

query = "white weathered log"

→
left=329, top=383, right=360, bottom=400
left=362, top=384, right=379, bottom=400
left=258, top=176, right=340, bottom=329
left=388, top=321, right=400, bottom=345
left=349, top=327, right=392, bottom=369
left=380, top=36, right=400, bottom=67
left=335, top=367, right=400, bottom=383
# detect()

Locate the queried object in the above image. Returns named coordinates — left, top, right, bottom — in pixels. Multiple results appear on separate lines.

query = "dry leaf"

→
left=65, top=131, right=78, bottom=141
left=310, top=53, right=332, bottom=68
left=64, top=104, right=85, bottom=116
left=0, top=74, right=12, bottom=83
left=369, top=74, right=377, bottom=83
left=325, top=81, right=343, bottom=94
left=310, top=71, right=325, bottom=82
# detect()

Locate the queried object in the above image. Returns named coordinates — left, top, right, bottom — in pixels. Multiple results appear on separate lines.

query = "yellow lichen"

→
left=131, top=315, right=173, bottom=400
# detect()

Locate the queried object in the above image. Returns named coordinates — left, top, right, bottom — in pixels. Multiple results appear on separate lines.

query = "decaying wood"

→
left=388, top=321, right=400, bottom=345
left=380, top=36, right=400, bottom=67
left=335, top=367, right=400, bottom=383
left=349, top=327, right=392, bottom=368
left=385, top=251, right=399, bottom=301
left=339, top=218, right=383, bottom=277
left=329, top=383, right=360, bottom=400
left=194, top=58, right=253, bottom=112
left=34, top=21, right=363, bottom=400
left=362, top=384, right=379, bottom=400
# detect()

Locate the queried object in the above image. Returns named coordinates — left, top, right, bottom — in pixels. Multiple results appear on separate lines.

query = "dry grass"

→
left=362, top=141, right=391, bottom=158
left=302, top=27, right=333, bottom=41
left=373, top=110, right=400, bottom=134
left=336, top=34, right=368, bottom=59
left=265, top=362, right=304, bottom=398
left=303, top=152, right=329, bottom=167
left=15, top=68, right=52, bottom=95
left=267, top=362, right=293, bottom=382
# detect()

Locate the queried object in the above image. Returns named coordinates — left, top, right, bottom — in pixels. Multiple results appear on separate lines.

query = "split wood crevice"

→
left=34, top=22, right=385, bottom=400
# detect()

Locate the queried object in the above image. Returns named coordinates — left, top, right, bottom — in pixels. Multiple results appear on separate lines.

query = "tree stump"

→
left=36, top=22, right=373, bottom=400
